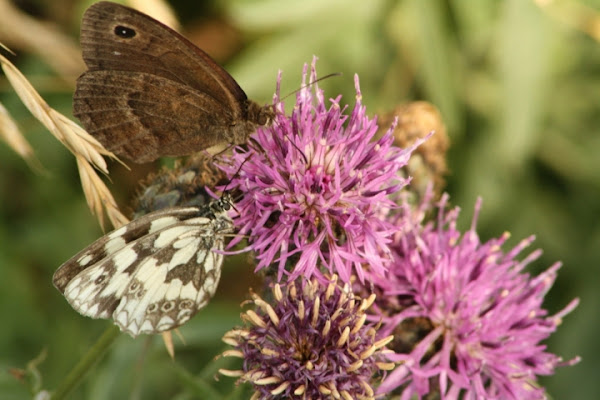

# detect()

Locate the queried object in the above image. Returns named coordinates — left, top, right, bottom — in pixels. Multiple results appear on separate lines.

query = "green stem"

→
left=172, top=362, right=223, bottom=400
left=50, top=326, right=120, bottom=400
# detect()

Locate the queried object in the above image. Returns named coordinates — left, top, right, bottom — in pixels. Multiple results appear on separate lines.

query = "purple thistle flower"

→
left=372, top=192, right=580, bottom=399
left=219, top=57, right=425, bottom=283
left=219, top=275, right=395, bottom=399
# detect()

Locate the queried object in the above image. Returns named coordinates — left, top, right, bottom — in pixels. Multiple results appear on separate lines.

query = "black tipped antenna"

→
left=219, top=153, right=255, bottom=212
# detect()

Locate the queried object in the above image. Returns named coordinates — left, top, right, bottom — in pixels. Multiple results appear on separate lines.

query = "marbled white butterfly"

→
left=53, top=196, right=234, bottom=337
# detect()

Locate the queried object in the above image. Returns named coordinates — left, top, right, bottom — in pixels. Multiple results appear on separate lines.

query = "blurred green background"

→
left=0, top=0, right=597, bottom=398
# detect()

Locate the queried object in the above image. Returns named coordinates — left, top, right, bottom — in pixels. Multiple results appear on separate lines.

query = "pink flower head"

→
left=373, top=192, right=580, bottom=399
left=219, top=57, right=425, bottom=284
left=219, top=276, right=393, bottom=399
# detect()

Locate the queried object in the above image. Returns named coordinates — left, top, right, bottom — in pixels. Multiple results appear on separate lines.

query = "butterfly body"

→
left=53, top=197, right=234, bottom=336
left=74, top=1, right=272, bottom=163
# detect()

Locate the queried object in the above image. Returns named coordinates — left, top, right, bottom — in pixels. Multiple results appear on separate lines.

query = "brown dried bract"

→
left=378, top=101, right=450, bottom=199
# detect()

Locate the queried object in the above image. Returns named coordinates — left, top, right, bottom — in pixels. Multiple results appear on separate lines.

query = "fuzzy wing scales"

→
left=111, top=220, right=227, bottom=335
left=53, top=207, right=233, bottom=337
left=53, top=207, right=202, bottom=292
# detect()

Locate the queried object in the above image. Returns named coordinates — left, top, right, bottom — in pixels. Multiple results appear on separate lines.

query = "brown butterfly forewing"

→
left=74, top=1, right=272, bottom=163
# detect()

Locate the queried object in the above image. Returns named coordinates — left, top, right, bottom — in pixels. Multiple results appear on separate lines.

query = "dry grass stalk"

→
left=0, top=52, right=115, bottom=171
left=76, top=156, right=128, bottom=230
left=0, top=0, right=84, bottom=79
left=161, top=332, right=175, bottom=360
left=0, top=102, right=40, bottom=168
left=0, top=49, right=127, bottom=229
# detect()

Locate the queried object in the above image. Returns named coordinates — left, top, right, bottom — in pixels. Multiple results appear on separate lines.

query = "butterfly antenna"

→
left=230, top=154, right=253, bottom=185
left=279, top=72, right=342, bottom=102
left=260, top=115, right=310, bottom=165
left=273, top=72, right=341, bottom=164
left=220, top=153, right=254, bottom=209
left=288, top=137, right=308, bottom=165
left=210, top=143, right=235, bottom=159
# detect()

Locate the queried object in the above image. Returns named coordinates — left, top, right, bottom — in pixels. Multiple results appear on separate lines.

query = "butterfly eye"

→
left=114, top=25, right=136, bottom=38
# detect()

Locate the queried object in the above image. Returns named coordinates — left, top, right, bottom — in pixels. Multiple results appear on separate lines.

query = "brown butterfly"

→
left=74, top=1, right=272, bottom=163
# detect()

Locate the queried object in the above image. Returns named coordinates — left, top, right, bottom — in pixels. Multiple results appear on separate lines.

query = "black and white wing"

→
left=53, top=203, right=233, bottom=337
